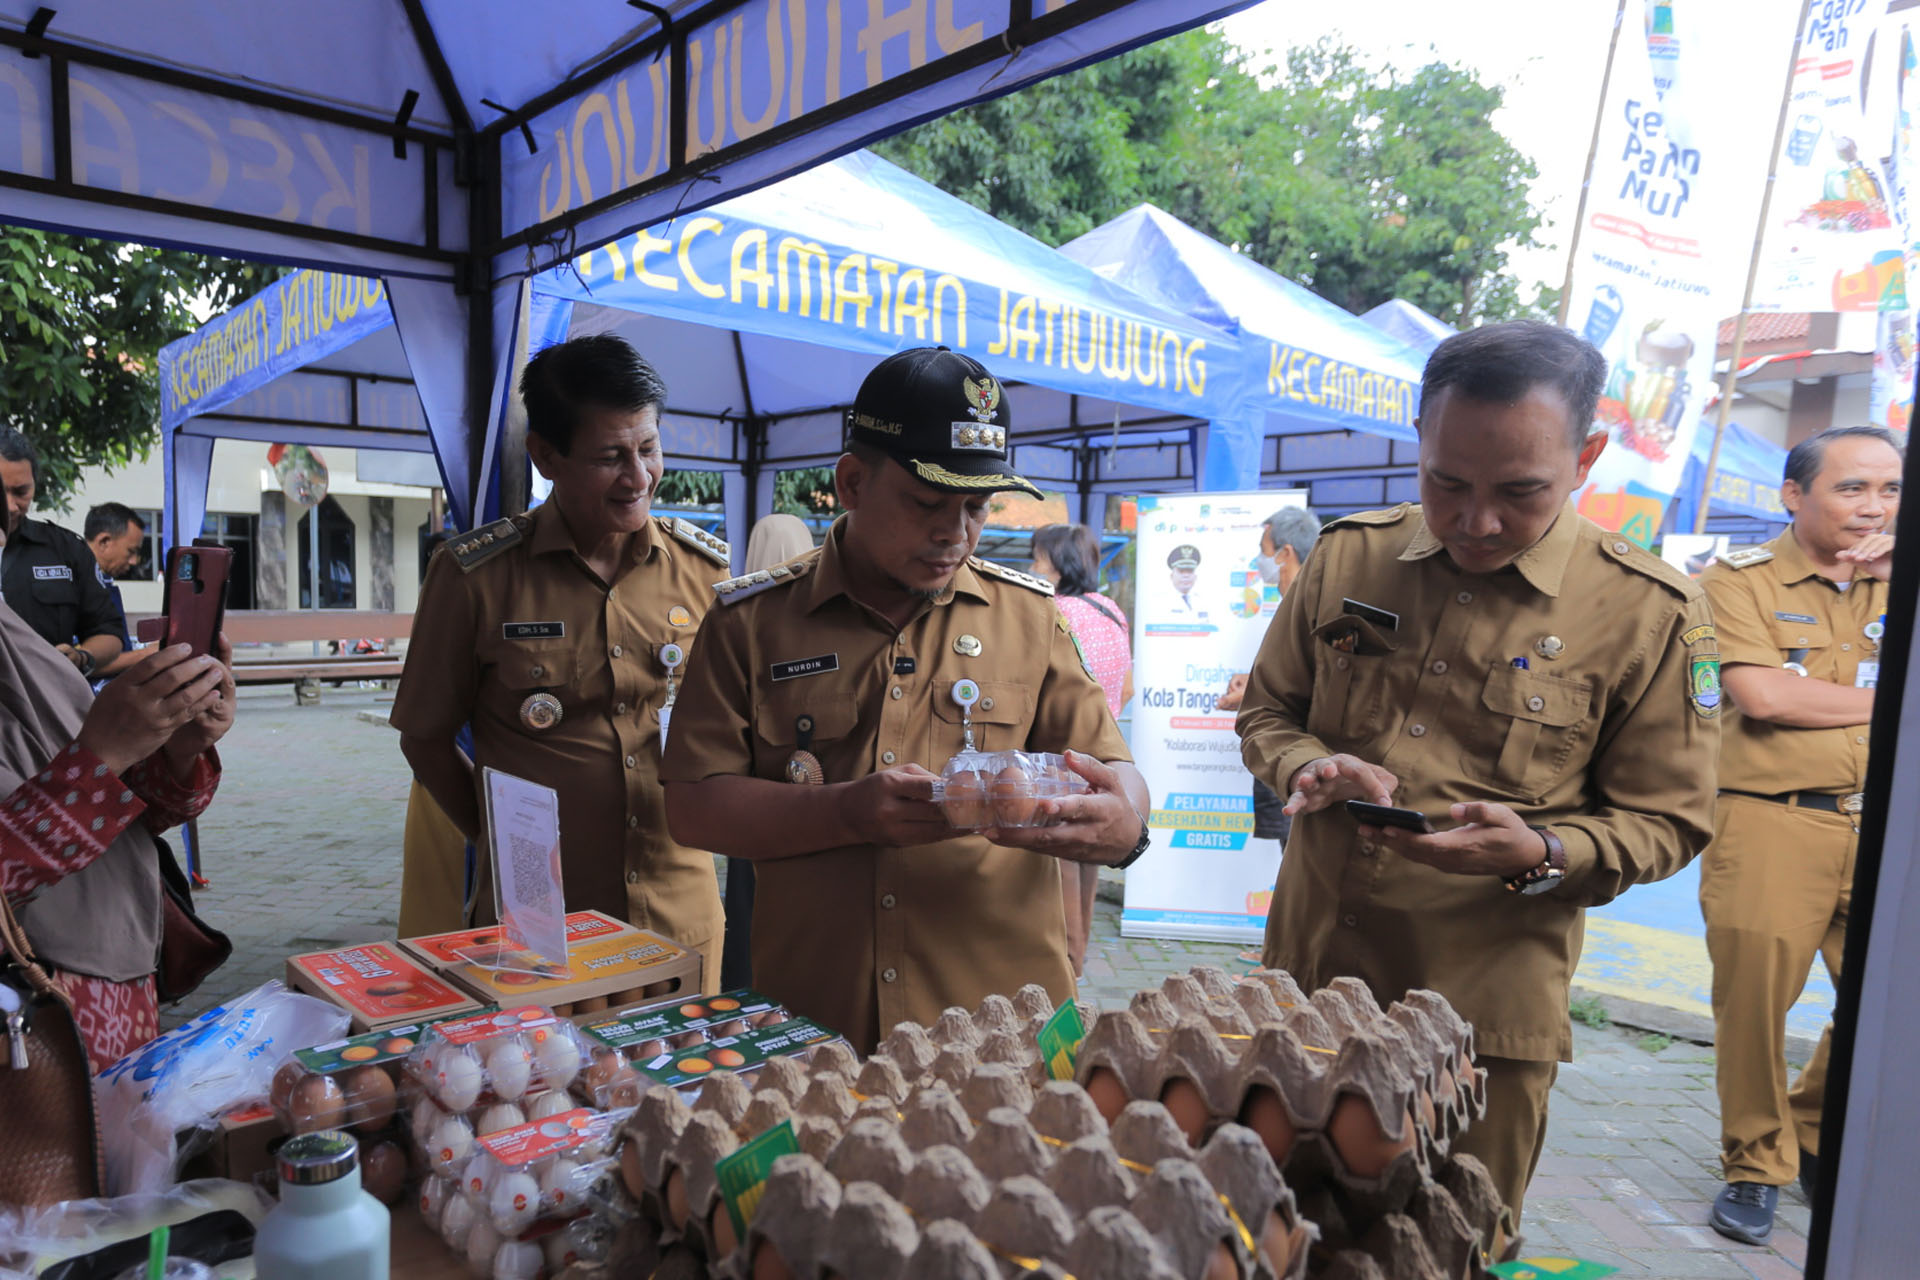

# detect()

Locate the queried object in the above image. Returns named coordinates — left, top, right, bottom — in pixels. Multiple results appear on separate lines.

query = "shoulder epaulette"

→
left=713, top=555, right=814, bottom=605
left=448, top=516, right=527, bottom=572
left=968, top=557, right=1055, bottom=595
left=665, top=517, right=731, bottom=568
left=1599, top=531, right=1699, bottom=599
left=1717, top=546, right=1775, bottom=570
left=1323, top=503, right=1414, bottom=531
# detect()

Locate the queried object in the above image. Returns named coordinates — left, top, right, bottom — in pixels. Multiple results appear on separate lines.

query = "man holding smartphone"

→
left=1235, top=322, right=1721, bottom=1228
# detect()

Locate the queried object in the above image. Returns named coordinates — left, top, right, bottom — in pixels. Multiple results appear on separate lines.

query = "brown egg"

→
left=619, top=1138, right=648, bottom=1199
left=750, top=1239, right=797, bottom=1280
left=288, top=1074, right=346, bottom=1134
left=549, top=1001, right=574, bottom=1017
left=270, top=1061, right=305, bottom=1117
left=1204, top=1240, right=1239, bottom=1280
left=1264, top=1219, right=1308, bottom=1277
left=714, top=1019, right=749, bottom=1038
left=990, top=766, right=1038, bottom=827
left=584, top=1048, right=626, bottom=1098
left=1238, top=1085, right=1295, bottom=1165
left=633, top=1038, right=669, bottom=1061
left=574, top=994, right=608, bottom=1015
left=709, top=1201, right=739, bottom=1257
left=664, top=1165, right=691, bottom=1230
left=360, top=1140, right=408, bottom=1204
left=1158, top=1077, right=1213, bottom=1146
left=671, top=1031, right=707, bottom=1050
left=1326, top=1092, right=1415, bottom=1178
left=942, top=771, right=992, bottom=828
left=340, top=1065, right=397, bottom=1133
left=1082, top=1067, right=1131, bottom=1125
left=606, top=1068, right=646, bottom=1108
left=1417, top=1087, right=1438, bottom=1136
left=756, top=1010, right=789, bottom=1029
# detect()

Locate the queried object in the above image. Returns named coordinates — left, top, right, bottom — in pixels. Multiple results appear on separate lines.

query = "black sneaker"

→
left=1798, top=1147, right=1820, bottom=1201
left=1710, top=1181, right=1779, bottom=1245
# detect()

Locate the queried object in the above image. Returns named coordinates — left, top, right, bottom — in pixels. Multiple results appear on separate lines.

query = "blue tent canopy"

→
left=159, top=151, right=1251, bottom=560
left=0, top=0, right=1252, bottom=537
left=1359, top=298, right=1456, bottom=362
left=1667, top=420, right=1791, bottom=535
left=1061, top=203, right=1428, bottom=502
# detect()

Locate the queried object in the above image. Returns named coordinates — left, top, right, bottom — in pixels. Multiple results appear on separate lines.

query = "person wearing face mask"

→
left=661, top=348, right=1150, bottom=1053
left=1234, top=321, right=1721, bottom=1230
left=1697, top=425, right=1901, bottom=1247
left=392, top=335, right=730, bottom=990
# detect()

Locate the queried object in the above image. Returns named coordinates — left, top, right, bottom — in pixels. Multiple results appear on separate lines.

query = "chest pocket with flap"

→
left=488, top=644, right=578, bottom=691
left=930, top=679, right=1032, bottom=756
left=1305, top=614, right=1397, bottom=744
left=28, top=573, right=77, bottom=608
left=1769, top=616, right=1833, bottom=677
left=1469, top=664, right=1592, bottom=799
left=753, top=694, right=860, bottom=780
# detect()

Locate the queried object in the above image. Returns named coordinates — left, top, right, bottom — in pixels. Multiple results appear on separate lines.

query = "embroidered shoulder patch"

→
left=1689, top=654, right=1722, bottom=719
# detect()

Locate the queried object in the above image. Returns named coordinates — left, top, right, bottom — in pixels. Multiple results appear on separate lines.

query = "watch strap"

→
left=1111, top=817, right=1153, bottom=870
left=1505, top=825, right=1566, bottom=895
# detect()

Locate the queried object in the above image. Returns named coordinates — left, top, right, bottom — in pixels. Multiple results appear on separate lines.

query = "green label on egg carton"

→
left=1488, top=1259, right=1619, bottom=1279
left=634, top=1017, right=842, bottom=1089
left=580, top=988, right=782, bottom=1051
left=716, top=1120, right=800, bottom=1240
left=1036, top=1001, right=1087, bottom=1082
left=294, top=1009, right=493, bottom=1074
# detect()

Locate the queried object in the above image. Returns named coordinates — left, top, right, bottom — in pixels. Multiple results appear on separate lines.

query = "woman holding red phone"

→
left=0, top=603, right=234, bottom=1070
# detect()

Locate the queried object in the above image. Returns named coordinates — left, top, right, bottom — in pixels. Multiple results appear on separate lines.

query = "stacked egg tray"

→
left=268, top=1025, right=423, bottom=1208
left=1076, top=968, right=1518, bottom=1278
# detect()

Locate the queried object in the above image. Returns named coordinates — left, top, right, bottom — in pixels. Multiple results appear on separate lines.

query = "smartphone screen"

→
left=1343, top=799, right=1435, bottom=833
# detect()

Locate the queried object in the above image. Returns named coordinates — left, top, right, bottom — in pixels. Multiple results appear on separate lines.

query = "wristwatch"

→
left=1505, top=826, right=1566, bottom=895
left=1110, top=816, right=1154, bottom=870
left=72, top=647, right=96, bottom=678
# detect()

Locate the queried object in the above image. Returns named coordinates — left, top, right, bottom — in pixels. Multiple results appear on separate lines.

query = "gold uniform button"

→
left=881, top=751, right=896, bottom=765
left=1526, top=695, right=1545, bottom=712
left=611, top=645, right=624, bottom=658
left=1431, top=660, right=1448, bottom=675
left=626, top=871, right=639, bottom=884
left=881, top=967, right=899, bottom=983
left=881, top=894, right=897, bottom=909
left=1409, top=724, right=1427, bottom=738
left=890, top=686, right=903, bottom=700
left=625, top=754, right=637, bottom=768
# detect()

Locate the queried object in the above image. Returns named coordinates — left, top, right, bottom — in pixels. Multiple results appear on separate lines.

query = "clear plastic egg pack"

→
left=402, top=1006, right=596, bottom=1178
left=931, top=750, right=1091, bottom=831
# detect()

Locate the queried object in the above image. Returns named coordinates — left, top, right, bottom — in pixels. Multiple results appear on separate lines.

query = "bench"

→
left=127, top=609, right=412, bottom=690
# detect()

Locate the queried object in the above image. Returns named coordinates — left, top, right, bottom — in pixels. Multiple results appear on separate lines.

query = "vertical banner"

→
left=1874, top=23, right=1919, bottom=433
left=1754, top=2, right=1906, bottom=315
left=1123, top=491, right=1308, bottom=943
left=1565, top=0, right=1807, bottom=546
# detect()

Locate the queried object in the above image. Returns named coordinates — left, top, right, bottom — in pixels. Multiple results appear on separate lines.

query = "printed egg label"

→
left=580, top=988, right=781, bottom=1050
left=285, top=943, right=480, bottom=1026
left=634, top=1016, right=844, bottom=1089
left=294, top=1013, right=481, bottom=1073
left=476, top=1106, right=610, bottom=1164
left=429, top=1006, right=569, bottom=1046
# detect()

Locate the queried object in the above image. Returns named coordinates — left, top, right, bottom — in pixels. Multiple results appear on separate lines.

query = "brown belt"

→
left=1720, top=788, right=1864, bottom=816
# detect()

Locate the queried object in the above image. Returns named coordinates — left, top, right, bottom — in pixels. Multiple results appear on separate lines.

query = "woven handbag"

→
left=0, top=887, right=104, bottom=1207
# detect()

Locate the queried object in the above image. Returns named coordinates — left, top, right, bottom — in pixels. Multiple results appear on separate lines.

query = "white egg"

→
left=541, top=1230, right=581, bottom=1272
left=439, top=1191, right=479, bottom=1248
left=430, top=1115, right=475, bottom=1177
left=539, top=1157, right=586, bottom=1216
left=417, top=1175, right=451, bottom=1226
left=461, top=1152, right=497, bottom=1200
left=437, top=1048, right=484, bottom=1112
left=489, top=1169, right=542, bottom=1235
left=411, top=1094, right=447, bottom=1146
left=476, top=1102, right=527, bottom=1136
left=525, top=1090, right=573, bottom=1122
left=486, top=1039, right=533, bottom=1102
left=464, top=1218, right=503, bottom=1278
left=533, top=1031, right=582, bottom=1091
left=493, top=1241, right=544, bottom=1280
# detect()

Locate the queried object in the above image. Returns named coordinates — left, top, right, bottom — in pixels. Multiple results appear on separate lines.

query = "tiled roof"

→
left=1718, top=312, right=1811, bottom=344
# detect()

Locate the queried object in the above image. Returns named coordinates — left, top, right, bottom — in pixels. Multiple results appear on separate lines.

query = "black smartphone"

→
left=1344, top=800, right=1435, bottom=833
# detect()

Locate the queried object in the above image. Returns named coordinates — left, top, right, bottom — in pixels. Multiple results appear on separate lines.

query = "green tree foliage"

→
left=0, top=230, right=278, bottom=510
left=875, top=31, right=1551, bottom=325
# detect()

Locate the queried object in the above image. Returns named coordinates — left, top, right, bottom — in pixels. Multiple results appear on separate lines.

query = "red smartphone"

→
left=155, top=544, right=232, bottom=659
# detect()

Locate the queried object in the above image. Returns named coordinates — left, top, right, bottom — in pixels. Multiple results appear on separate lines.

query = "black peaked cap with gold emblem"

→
left=845, top=346, right=1044, bottom=501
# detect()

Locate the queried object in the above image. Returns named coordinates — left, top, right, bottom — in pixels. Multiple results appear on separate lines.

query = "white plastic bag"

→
left=94, top=981, right=349, bottom=1195
left=0, top=1178, right=272, bottom=1279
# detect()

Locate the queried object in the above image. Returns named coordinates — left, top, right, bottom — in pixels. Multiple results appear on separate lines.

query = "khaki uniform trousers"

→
left=397, top=778, right=471, bottom=938
left=1453, top=1055, right=1558, bottom=1228
left=1700, top=792, right=1855, bottom=1184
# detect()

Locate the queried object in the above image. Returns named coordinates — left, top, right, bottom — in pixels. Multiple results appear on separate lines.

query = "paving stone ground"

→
left=175, top=686, right=1814, bottom=1276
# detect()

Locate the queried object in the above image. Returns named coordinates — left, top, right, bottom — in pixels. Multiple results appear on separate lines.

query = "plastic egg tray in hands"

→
left=932, top=750, right=1091, bottom=831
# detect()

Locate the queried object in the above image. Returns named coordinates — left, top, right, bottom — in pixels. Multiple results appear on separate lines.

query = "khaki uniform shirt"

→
left=1700, top=530, right=1884, bottom=796
left=1237, top=504, right=1720, bottom=1061
left=660, top=519, right=1130, bottom=1053
left=391, top=505, right=730, bottom=979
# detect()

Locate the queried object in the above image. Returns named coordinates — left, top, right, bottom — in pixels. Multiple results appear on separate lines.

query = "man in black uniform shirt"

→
left=0, top=429, right=125, bottom=677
